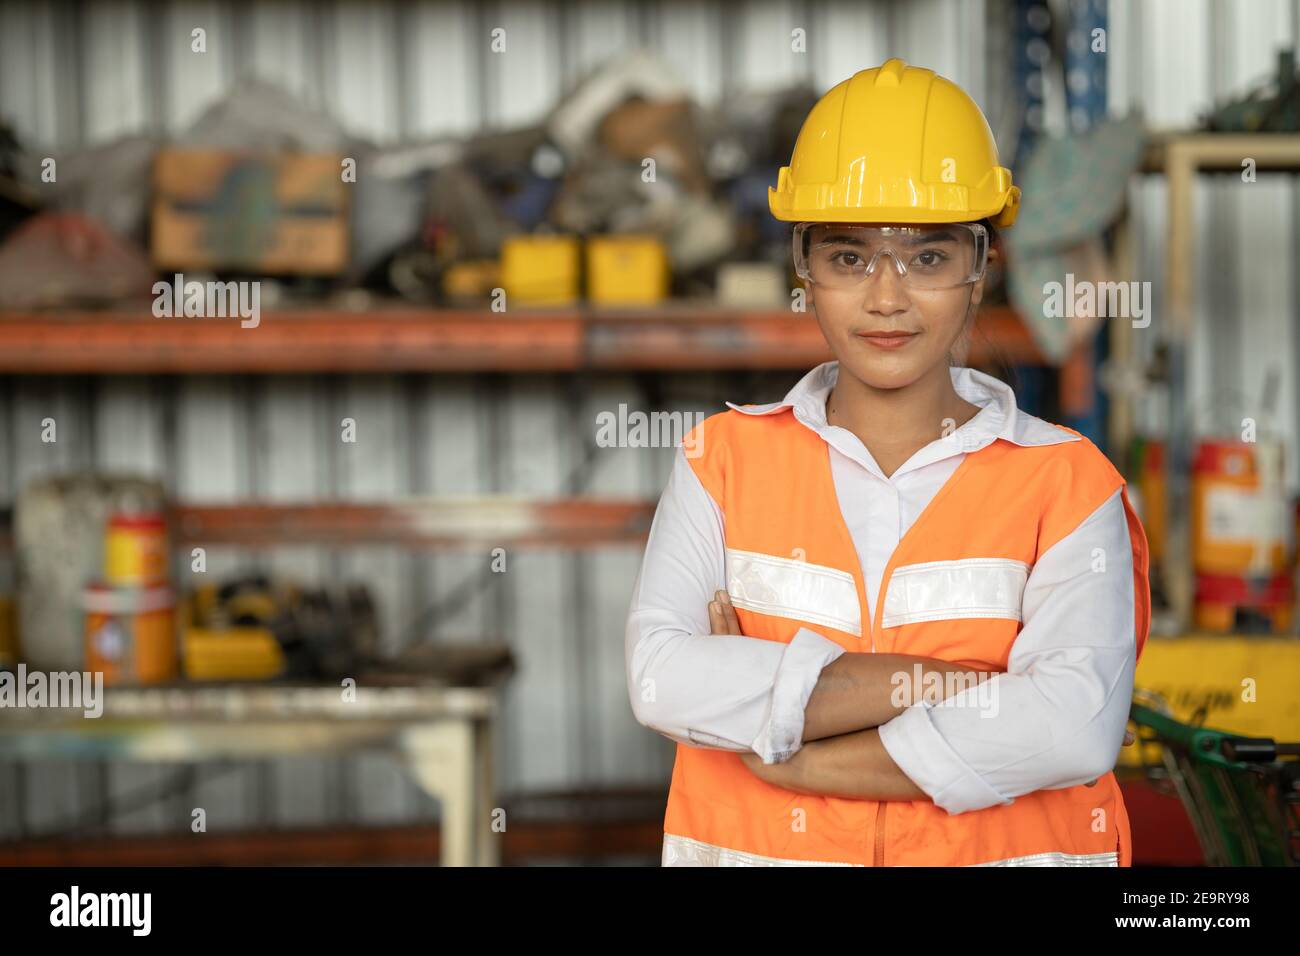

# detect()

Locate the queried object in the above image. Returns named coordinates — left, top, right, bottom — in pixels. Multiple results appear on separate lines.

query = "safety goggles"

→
left=792, top=222, right=989, bottom=292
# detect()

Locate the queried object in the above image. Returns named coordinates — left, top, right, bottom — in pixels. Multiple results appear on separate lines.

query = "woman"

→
left=625, top=58, right=1150, bottom=867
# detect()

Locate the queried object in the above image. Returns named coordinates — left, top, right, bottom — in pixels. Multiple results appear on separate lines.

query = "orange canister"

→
left=1191, top=440, right=1288, bottom=575
left=1193, top=572, right=1294, bottom=634
left=84, top=583, right=177, bottom=684
left=104, top=512, right=169, bottom=586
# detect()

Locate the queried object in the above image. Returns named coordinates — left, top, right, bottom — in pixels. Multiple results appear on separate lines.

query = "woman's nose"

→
left=861, top=251, right=910, bottom=312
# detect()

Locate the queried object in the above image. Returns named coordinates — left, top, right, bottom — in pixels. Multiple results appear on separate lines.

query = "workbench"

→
left=0, top=679, right=504, bottom=866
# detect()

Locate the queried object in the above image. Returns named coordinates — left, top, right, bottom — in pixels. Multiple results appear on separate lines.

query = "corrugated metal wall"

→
left=0, top=0, right=1298, bottom=841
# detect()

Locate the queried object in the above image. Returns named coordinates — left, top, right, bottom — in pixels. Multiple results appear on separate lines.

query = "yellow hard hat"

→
left=769, top=58, right=1019, bottom=227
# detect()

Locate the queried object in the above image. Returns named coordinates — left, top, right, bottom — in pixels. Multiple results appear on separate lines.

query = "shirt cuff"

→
left=751, top=627, right=845, bottom=764
left=877, top=697, right=1014, bottom=815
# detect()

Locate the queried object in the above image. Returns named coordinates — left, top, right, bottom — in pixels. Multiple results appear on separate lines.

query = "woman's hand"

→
left=708, top=590, right=741, bottom=635
left=709, top=593, right=805, bottom=785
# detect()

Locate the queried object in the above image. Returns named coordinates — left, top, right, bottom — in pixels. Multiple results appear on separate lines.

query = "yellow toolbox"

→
left=501, top=235, right=580, bottom=306
left=182, top=586, right=285, bottom=681
left=183, top=627, right=286, bottom=681
left=586, top=235, right=668, bottom=305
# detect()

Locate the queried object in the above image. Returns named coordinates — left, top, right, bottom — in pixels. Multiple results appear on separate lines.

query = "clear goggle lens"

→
left=793, top=222, right=988, bottom=291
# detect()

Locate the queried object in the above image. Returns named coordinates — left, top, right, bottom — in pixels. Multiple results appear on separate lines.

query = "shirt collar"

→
left=725, top=360, right=1078, bottom=451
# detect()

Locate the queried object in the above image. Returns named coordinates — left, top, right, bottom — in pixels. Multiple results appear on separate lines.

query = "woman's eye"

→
left=831, top=250, right=863, bottom=267
left=912, top=249, right=948, bottom=268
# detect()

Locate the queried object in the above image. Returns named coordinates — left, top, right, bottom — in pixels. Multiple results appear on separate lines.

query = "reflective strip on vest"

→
left=662, top=833, right=861, bottom=866
left=726, top=547, right=861, bottom=637
left=882, top=557, right=1029, bottom=629
left=970, top=850, right=1118, bottom=867
left=662, top=834, right=1117, bottom=868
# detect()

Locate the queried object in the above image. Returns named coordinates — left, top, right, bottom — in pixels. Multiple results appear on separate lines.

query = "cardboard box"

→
left=151, top=149, right=348, bottom=275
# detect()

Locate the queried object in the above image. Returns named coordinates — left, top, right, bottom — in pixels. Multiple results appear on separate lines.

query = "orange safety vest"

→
left=663, top=403, right=1151, bottom=866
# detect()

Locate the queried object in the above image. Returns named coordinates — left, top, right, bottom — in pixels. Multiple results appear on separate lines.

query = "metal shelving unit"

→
left=1126, top=133, right=1300, bottom=628
left=0, top=304, right=1043, bottom=374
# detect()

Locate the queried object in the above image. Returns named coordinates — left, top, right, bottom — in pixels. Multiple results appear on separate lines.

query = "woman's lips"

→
left=856, top=331, right=919, bottom=350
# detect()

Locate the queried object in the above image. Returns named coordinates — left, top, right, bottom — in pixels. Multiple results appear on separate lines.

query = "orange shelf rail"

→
left=0, top=498, right=657, bottom=554
left=170, top=499, right=655, bottom=548
left=0, top=303, right=1042, bottom=373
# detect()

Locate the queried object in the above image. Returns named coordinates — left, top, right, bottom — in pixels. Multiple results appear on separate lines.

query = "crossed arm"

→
left=708, top=593, right=978, bottom=801
left=709, top=591, right=1135, bottom=801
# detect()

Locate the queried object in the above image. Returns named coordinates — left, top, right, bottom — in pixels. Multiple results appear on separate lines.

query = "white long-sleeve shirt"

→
left=625, top=361, right=1139, bottom=815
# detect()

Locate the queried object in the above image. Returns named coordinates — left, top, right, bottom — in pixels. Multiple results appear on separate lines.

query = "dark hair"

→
left=946, top=216, right=1000, bottom=368
left=978, top=217, right=998, bottom=248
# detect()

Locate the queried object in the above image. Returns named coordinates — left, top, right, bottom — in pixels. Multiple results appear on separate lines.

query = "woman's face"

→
left=803, top=222, right=988, bottom=391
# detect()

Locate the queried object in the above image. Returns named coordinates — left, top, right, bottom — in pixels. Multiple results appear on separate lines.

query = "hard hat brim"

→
left=769, top=187, right=1020, bottom=228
